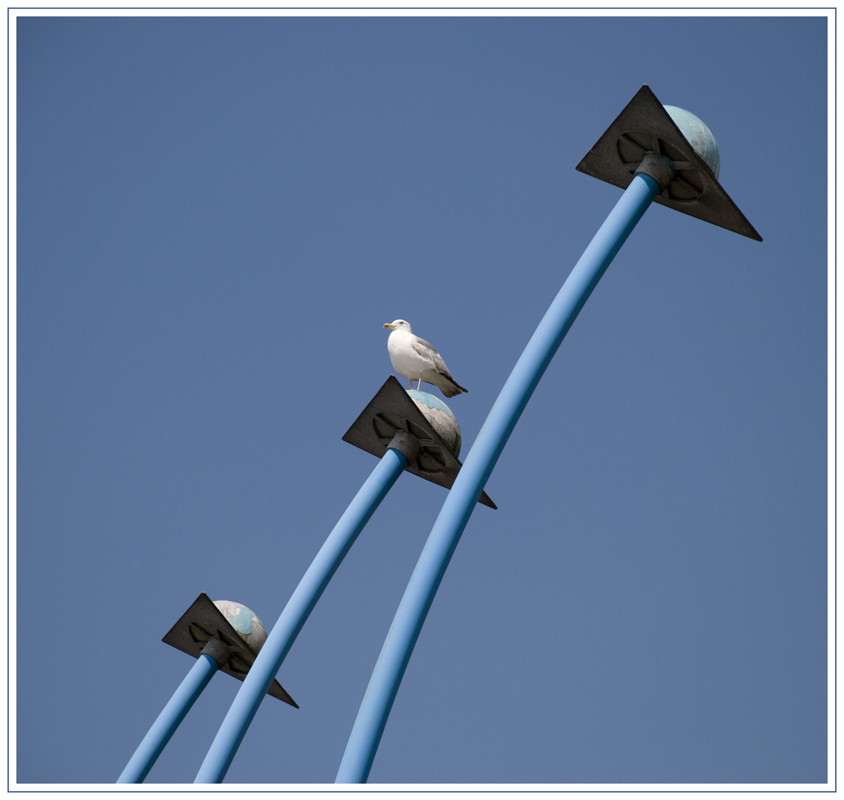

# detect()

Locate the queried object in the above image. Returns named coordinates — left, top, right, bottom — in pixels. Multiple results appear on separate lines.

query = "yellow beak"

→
left=383, top=323, right=395, bottom=329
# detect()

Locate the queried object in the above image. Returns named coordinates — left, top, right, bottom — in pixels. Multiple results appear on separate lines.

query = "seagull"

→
left=383, top=319, right=467, bottom=398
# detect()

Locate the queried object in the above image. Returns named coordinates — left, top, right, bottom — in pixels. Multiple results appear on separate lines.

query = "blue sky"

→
left=13, top=11, right=830, bottom=787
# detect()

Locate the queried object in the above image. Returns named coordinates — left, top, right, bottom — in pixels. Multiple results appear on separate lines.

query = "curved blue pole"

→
left=118, top=653, right=219, bottom=783
left=195, top=446, right=408, bottom=783
left=336, top=174, right=660, bottom=783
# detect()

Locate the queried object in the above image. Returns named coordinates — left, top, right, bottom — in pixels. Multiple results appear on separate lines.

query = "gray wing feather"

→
left=412, top=338, right=451, bottom=376
left=412, top=336, right=467, bottom=395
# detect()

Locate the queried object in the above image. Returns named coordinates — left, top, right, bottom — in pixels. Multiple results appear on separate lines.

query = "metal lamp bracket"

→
left=576, top=85, right=762, bottom=241
left=343, top=376, right=496, bottom=509
left=162, top=593, right=298, bottom=707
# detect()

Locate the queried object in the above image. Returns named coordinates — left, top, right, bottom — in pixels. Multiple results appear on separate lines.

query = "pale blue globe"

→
left=406, top=390, right=461, bottom=458
left=213, top=600, right=268, bottom=653
left=664, top=105, right=720, bottom=179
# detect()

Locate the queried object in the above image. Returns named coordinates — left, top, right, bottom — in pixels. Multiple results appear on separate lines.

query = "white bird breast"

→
left=387, top=332, right=432, bottom=378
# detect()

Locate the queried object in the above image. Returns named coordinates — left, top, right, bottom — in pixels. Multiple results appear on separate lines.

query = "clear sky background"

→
left=14, top=11, right=830, bottom=787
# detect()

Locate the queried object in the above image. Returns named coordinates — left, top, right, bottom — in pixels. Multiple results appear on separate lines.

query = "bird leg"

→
left=408, top=379, right=413, bottom=389
left=416, top=375, right=423, bottom=391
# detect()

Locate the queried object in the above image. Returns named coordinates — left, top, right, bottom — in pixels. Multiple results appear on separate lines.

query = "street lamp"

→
left=117, top=593, right=295, bottom=783
left=336, top=85, right=761, bottom=783
left=194, top=377, right=493, bottom=782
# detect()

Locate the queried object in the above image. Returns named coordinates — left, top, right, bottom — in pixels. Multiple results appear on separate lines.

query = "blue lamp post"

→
left=118, top=650, right=221, bottom=784
left=193, top=444, right=409, bottom=783
left=336, top=85, right=761, bottom=783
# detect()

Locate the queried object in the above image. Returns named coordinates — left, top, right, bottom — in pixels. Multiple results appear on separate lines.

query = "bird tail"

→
left=441, top=380, right=468, bottom=398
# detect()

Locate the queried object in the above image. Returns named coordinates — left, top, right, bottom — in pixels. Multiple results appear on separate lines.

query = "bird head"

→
left=383, top=319, right=411, bottom=332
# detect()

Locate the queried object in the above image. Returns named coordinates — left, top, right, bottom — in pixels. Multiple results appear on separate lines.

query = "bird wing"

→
left=411, top=336, right=467, bottom=395
left=412, top=337, right=450, bottom=376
